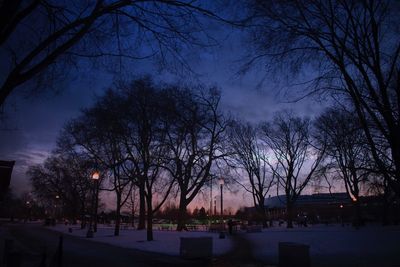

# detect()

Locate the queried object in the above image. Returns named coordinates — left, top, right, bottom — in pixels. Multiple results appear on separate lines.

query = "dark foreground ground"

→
left=4, top=223, right=398, bottom=267
left=0, top=223, right=265, bottom=267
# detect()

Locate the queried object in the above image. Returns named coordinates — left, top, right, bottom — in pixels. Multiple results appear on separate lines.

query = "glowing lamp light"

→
left=92, top=171, right=100, bottom=180
left=87, top=170, right=100, bottom=238
left=340, top=204, right=343, bottom=208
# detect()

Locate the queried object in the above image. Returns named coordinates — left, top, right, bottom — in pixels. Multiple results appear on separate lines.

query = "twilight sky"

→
left=0, top=11, right=328, bottom=211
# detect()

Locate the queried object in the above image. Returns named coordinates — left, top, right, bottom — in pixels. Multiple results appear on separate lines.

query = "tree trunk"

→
left=80, top=203, right=86, bottom=229
left=382, top=201, right=389, bottom=226
left=93, top=180, right=99, bottom=232
left=131, top=206, right=135, bottom=228
left=114, top=196, right=121, bottom=236
left=286, top=203, right=294, bottom=228
left=0, top=79, right=16, bottom=108
left=176, top=196, right=188, bottom=231
left=138, top=182, right=146, bottom=230
left=381, top=194, right=389, bottom=225
left=258, top=196, right=268, bottom=228
left=352, top=199, right=363, bottom=228
left=146, top=197, right=153, bottom=241
left=260, top=207, right=268, bottom=228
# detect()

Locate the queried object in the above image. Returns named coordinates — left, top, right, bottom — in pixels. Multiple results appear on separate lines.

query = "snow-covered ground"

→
left=50, top=224, right=233, bottom=256
left=246, top=224, right=400, bottom=267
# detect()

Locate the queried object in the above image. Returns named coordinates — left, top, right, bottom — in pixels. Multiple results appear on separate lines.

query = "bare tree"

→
left=260, top=111, right=325, bottom=228
left=0, top=0, right=223, bottom=108
left=315, top=107, right=371, bottom=226
left=125, top=186, right=138, bottom=228
left=28, top=151, right=93, bottom=225
left=162, top=86, right=228, bottom=231
left=245, top=0, right=400, bottom=197
left=117, top=78, right=175, bottom=241
left=60, top=89, right=132, bottom=236
left=228, top=119, right=274, bottom=227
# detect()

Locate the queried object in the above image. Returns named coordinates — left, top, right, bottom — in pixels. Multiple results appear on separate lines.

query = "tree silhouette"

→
left=0, top=0, right=222, bottom=107
left=315, top=107, right=371, bottom=226
left=245, top=0, right=400, bottom=197
left=161, top=87, right=228, bottom=231
left=228, top=119, right=274, bottom=227
left=261, top=111, right=325, bottom=228
left=28, top=151, right=93, bottom=224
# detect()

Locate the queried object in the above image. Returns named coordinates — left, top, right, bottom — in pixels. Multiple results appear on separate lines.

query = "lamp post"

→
left=55, top=195, right=60, bottom=222
left=25, top=201, right=31, bottom=222
left=214, top=197, right=217, bottom=216
left=209, top=176, right=213, bottom=227
left=340, top=204, right=344, bottom=227
left=218, top=177, right=225, bottom=239
left=86, top=171, right=100, bottom=238
left=92, top=171, right=100, bottom=232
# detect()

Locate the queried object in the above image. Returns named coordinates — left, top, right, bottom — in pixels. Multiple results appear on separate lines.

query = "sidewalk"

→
left=212, top=232, right=269, bottom=267
left=1, top=223, right=211, bottom=267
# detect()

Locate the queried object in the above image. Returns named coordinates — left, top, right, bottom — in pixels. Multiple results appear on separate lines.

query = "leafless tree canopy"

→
left=40, top=77, right=228, bottom=239
left=228, top=119, right=274, bottom=224
left=161, top=86, right=228, bottom=231
left=28, top=150, right=94, bottom=223
left=245, top=0, right=400, bottom=196
left=260, top=111, right=325, bottom=228
left=315, top=107, right=371, bottom=226
left=0, top=0, right=221, bottom=107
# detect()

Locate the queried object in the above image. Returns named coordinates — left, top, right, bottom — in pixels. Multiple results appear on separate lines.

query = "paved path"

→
left=211, top=233, right=268, bottom=267
left=1, top=223, right=209, bottom=267
left=1, top=224, right=274, bottom=267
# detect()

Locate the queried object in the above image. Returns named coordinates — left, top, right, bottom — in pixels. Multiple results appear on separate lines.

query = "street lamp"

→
left=209, top=176, right=213, bottom=224
left=25, top=201, right=31, bottom=222
left=340, top=204, right=344, bottom=227
left=92, top=171, right=100, bottom=180
left=55, top=195, right=60, bottom=222
left=86, top=171, right=100, bottom=238
left=92, top=171, right=100, bottom=233
left=218, top=177, right=225, bottom=239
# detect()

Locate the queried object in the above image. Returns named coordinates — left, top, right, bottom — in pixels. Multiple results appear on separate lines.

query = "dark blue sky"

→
left=0, top=15, right=326, bottom=209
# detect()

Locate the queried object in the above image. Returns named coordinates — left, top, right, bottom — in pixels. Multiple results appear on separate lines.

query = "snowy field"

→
left=51, top=224, right=232, bottom=256
left=246, top=224, right=400, bottom=267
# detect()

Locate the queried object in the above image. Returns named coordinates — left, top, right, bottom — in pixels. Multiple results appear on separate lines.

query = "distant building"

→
left=265, top=193, right=351, bottom=209
left=265, top=193, right=353, bottom=223
left=238, top=192, right=395, bottom=224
